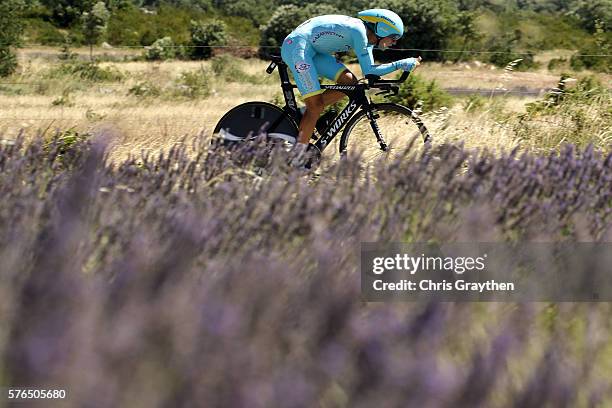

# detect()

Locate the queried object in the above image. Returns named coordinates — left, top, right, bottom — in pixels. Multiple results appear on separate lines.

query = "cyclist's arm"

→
left=352, top=33, right=399, bottom=76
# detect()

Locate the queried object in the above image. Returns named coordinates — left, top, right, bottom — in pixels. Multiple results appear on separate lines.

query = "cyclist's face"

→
left=379, top=35, right=399, bottom=49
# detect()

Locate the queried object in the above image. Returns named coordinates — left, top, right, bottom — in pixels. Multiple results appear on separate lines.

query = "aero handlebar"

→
left=365, top=71, right=409, bottom=86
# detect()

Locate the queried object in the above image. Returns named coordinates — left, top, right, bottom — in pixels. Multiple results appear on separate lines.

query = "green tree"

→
left=571, top=0, right=612, bottom=32
left=40, top=0, right=94, bottom=27
left=381, top=0, right=463, bottom=61
left=82, top=1, right=110, bottom=60
left=105, top=0, right=133, bottom=11
left=0, top=0, right=25, bottom=77
left=213, top=0, right=273, bottom=25
left=259, top=3, right=340, bottom=54
left=140, top=0, right=211, bottom=10
left=189, top=19, right=227, bottom=59
left=105, top=3, right=148, bottom=45
left=456, top=0, right=488, bottom=10
left=452, top=11, right=483, bottom=62
left=525, top=0, right=574, bottom=12
left=570, top=20, right=612, bottom=73
left=276, top=0, right=369, bottom=13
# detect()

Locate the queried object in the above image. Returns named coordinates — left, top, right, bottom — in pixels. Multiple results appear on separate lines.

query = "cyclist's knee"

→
left=337, top=70, right=358, bottom=85
left=304, top=94, right=325, bottom=114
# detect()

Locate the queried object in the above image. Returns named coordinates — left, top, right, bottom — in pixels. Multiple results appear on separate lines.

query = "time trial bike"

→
left=212, top=54, right=431, bottom=163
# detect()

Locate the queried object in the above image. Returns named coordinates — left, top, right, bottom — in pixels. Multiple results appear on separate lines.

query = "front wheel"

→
left=338, top=103, right=431, bottom=163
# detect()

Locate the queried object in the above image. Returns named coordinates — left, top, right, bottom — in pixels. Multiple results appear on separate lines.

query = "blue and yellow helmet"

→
left=357, top=9, right=404, bottom=40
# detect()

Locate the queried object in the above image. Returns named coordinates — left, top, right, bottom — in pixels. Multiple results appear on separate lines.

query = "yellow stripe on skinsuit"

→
left=359, top=15, right=400, bottom=33
left=333, top=68, right=347, bottom=82
left=302, top=89, right=326, bottom=99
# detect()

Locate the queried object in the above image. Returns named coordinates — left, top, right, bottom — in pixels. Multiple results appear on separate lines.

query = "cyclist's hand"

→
left=396, top=57, right=420, bottom=72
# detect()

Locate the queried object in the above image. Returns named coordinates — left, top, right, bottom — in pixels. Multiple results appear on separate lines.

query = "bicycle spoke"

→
left=342, top=105, right=427, bottom=165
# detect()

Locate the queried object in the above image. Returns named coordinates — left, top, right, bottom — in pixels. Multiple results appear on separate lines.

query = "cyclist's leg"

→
left=281, top=37, right=325, bottom=144
left=312, top=54, right=358, bottom=106
left=281, top=36, right=325, bottom=143
left=281, top=37, right=325, bottom=104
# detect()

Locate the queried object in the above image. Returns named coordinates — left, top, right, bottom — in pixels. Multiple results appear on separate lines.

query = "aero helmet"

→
left=357, top=9, right=404, bottom=40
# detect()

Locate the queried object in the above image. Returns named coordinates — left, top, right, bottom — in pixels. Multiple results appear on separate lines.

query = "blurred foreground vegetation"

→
left=0, top=129, right=610, bottom=406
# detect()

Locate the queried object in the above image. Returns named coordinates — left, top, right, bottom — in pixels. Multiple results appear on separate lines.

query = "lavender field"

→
left=0, top=132, right=611, bottom=407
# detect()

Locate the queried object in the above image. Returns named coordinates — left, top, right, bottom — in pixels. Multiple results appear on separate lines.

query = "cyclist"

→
left=281, top=9, right=421, bottom=150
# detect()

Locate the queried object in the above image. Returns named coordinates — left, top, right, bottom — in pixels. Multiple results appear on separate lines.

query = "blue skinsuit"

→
left=281, top=15, right=401, bottom=98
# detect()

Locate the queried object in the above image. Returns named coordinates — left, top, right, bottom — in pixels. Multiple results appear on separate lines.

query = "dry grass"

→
left=17, top=45, right=142, bottom=61
left=1, top=53, right=609, bottom=163
left=2, top=57, right=279, bottom=161
left=417, top=62, right=558, bottom=89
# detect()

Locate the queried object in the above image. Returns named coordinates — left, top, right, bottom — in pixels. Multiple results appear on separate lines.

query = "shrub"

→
left=172, top=67, right=211, bottom=98
left=58, top=35, right=77, bottom=61
left=0, top=49, right=19, bottom=79
left=486, top=32, right=539, bottom=70
left=569, top=21, right=611, bottom=73
left=190, top=19, right=227, bottom=60
left=210, top=54, right=262, bottom=83
left=547, top=57, right=568, bottom=71
left=144, top=36, right=180, bottom=61
left=387, top=73, right=454, bottom=112
left=128, top=81, right=162, bottom=97
left=75, top=62, right=123, bottom=82
left=0, top=84, right=24, bottom=96
left=51, top=90, right=74, bottom=107
left=211, top=54, right=240, bottom=76
left=42, top=128, right=92, bottom=168
left=527, top=75, right=608, bottom=113
left=517, top=75, right=611, bottom=148
left=47, top=61, right=124, bottom=82
left=463, top=94, right=486, bottom=113
left=24, top=18, right=65, bottom=45
left=0, top=0, right=25, bottom=77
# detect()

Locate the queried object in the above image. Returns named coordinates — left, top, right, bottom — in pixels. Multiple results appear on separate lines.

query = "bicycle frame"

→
left=266, top=55, right=407, bottom=153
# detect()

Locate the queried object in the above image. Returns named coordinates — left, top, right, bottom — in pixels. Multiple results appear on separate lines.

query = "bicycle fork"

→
left=366, top=108, right=388, bottom=152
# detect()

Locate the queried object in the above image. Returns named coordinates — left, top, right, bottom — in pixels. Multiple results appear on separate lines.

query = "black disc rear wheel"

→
left=213, top=101, right=299, bottom=149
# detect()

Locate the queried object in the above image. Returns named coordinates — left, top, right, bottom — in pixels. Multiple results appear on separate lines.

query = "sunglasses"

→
left=387, top=34, right=401, bottom=41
